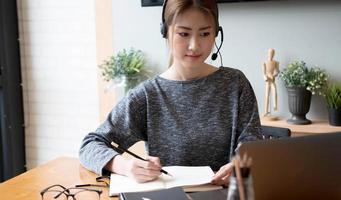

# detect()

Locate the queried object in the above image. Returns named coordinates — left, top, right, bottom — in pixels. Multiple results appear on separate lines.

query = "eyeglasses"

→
left=40, top=184, right=102, bottom=200
left=75, top=175, right=110, bottom=188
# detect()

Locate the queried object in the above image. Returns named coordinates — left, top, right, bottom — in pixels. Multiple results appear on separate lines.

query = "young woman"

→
left=79, top=0, right=262, bottom=187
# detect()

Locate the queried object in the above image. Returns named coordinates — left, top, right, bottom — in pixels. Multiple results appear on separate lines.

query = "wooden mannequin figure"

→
left=262, top=48, right=279, bottom=120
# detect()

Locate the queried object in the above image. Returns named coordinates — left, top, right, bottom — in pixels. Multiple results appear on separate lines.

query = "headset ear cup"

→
left=219, top=26, right=223, bottom=41
left=160, top=23, right=164, bottom=37
left=163, top=25, right=168, bottom=38
left=216, top=26, right=222, bottom=37
left=160, top=23, right=167, bottom=38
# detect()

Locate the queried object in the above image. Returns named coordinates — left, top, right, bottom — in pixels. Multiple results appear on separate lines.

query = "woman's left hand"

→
left=211, top=162, right=234, bottom=187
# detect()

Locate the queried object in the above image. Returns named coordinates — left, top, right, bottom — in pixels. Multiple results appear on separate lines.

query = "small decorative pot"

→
left=286, top=87, right=312, bottom=125
left=328, top=107, right=341, bottom=126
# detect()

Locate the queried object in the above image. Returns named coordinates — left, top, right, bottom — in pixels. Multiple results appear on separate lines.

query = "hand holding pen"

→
left=110, top=142, right=172, bottom=183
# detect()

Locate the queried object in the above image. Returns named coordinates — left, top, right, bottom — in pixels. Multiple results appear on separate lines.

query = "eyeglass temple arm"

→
left=40, top=184, right=68, bottom=196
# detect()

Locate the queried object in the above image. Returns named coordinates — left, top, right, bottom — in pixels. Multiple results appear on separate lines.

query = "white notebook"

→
left=109, top=166, right=222, bottom=196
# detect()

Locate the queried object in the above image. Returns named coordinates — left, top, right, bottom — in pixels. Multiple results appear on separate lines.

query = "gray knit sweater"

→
left=79, top=66, right=262, bottom=175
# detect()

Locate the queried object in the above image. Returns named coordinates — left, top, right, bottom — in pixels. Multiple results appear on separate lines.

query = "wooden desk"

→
left=0, top=157, right=117, bottom=200
left=261, top=117, right=341, bottom=137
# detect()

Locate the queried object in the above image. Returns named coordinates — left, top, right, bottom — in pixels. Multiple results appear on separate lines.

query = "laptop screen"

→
left=239, top=132, right=341, bottom=200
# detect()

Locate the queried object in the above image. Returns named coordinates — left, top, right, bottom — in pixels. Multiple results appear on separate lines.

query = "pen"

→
left=110, top=142, right=172, bottom=177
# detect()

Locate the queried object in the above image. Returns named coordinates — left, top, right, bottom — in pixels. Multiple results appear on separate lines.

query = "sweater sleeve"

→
left=236, top=71, right=262, bottom=146
left=79, top=86, right=147, bottom=175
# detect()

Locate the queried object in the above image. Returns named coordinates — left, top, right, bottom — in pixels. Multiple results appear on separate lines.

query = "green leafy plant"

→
left=324, top=83, right=341, bottom=109
left=279, top=60, right=328, bottom=95
left=100, top=48, right=151, bottom=92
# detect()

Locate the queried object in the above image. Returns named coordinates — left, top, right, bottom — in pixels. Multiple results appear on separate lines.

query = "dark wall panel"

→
left=0, top=0, right=26, bottom=182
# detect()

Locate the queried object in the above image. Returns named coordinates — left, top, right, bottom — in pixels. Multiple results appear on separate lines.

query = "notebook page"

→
left=161, top=166, right=215, bottom=188
left=109, top=174, right=165, bottom=196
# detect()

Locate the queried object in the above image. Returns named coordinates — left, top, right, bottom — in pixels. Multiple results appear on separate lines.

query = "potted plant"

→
left=279, top=60, right=328, bottom=125
left=100, top=48, right=151, bottom=93
left=324, top=83, right=341, bottom=126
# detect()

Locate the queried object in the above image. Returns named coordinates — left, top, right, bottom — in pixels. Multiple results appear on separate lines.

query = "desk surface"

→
left=0, top=157, right=116, bottom=200
left=261, top=117, right=341, bottom=136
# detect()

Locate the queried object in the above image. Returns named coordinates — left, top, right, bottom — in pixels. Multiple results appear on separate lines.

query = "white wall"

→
left=17, top=0, right=99, bottom=169
left=112, top=0, right=341, bottom=120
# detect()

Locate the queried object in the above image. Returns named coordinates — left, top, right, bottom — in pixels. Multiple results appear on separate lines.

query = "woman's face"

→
left=169, top=8, right=216, bottom=69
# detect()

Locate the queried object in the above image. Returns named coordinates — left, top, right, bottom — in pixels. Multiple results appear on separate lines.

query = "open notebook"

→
left=109, top=166, right=222, bottom=196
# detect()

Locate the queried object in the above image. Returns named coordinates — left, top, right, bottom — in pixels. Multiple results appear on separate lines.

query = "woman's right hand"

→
left=110, top=155, right=162, bottom=183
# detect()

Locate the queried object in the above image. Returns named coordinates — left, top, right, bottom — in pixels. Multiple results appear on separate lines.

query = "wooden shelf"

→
left=261, top=117, right=341, bottom=137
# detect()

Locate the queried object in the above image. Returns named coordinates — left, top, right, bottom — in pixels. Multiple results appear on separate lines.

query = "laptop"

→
left=239, top=132, right=341, bottom=200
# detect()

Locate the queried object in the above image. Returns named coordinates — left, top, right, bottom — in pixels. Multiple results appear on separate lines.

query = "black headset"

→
left=160, top=0, right=224, bottom=61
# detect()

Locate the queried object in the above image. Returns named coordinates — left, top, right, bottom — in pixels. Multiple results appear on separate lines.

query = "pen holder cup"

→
left=227, top=176, right=254, bottom=200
